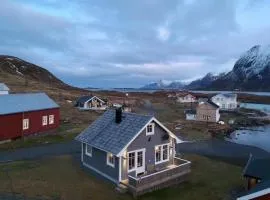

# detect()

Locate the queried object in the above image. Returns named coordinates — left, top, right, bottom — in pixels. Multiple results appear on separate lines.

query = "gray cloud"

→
left=0, top=0, right=269, bottom=87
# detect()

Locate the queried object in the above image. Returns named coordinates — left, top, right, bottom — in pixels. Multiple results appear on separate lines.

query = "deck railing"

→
left=128, top=157, right=191, bottom=190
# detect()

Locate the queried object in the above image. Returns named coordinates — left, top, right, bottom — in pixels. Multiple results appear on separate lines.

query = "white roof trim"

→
left=116, top=117, right=183, bottom=157
left=85, top=96, right=105, bottom=104
left=237, top=188, right=270, bottom=200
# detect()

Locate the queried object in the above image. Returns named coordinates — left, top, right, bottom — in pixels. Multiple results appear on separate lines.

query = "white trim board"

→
left=117, top=117, right=183, bottom=157
left=237, top=188, right=270, bottom=200
left=85, top=96, right=105, bottom=104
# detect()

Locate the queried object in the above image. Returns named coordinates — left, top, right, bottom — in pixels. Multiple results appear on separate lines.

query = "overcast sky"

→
left=1, top=0, right=270, bottom=88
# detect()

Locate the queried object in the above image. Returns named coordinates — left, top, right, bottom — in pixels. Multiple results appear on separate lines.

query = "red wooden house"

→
left=0, top=93, right=60, bottom=141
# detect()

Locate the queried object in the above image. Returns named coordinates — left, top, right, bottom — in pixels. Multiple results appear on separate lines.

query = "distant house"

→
left=75, top=109, right=191, bottom=197
left=196, top=101, right=220, bottom=122
left=0, top=83, right=9, bottom=95
left=211, top=93, right=237, bottom=110
left=75, top=95, right=107, bottom=110
left=0, top=93, right=60, bottom=141
left=185, top=109, right=196, bottom=120
left=237, top=156, right=270, bottom=200
left=176, top=93, right=196, bottom=103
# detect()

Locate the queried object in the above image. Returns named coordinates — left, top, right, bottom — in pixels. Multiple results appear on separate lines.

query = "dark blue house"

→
left=75, top=109, right=191, bottom=197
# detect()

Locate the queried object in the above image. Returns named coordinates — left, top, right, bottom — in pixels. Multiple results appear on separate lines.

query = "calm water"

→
left=87, top=88, right=270, bottom=96
left=226, top=126, right=270, bottom=152
left=240, top=103, right=270, bottom=114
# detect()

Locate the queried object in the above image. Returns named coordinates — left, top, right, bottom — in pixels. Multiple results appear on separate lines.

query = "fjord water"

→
left=226, top=126, right=270, bottom=153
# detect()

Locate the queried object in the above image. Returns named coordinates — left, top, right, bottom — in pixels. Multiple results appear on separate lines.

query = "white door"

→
left=136, top=150, right=145, bottom=175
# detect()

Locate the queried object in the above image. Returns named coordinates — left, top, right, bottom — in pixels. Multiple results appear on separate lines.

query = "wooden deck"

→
left=124, top=157, right=191, bottom=197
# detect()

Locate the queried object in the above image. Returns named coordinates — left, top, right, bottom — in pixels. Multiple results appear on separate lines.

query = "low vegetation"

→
left=0, top=155, right=243, bottom=200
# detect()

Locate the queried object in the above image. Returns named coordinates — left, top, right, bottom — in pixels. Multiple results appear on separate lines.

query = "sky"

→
left=1, top=0, right=270, bottom=88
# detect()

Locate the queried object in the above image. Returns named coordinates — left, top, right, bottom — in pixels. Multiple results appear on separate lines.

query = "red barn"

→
left=0, top=93, right=60, bottom=141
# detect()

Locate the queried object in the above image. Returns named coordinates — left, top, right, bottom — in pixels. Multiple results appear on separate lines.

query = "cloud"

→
left=0, top=0, right=269, bottom=87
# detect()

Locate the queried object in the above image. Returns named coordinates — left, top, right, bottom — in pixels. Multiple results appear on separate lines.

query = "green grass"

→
left=0, top=155, right=243, bottom=200
left=0, top=123, right=87, bottom=151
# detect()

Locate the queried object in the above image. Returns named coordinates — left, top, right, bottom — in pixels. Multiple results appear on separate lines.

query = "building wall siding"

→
left=0, top=108, right=60, bottom=141
left=82, top=144, right=119, bottom=183
left=122, top=121, right=174, bottom=180
left=196, top=104, right=219, bottom=122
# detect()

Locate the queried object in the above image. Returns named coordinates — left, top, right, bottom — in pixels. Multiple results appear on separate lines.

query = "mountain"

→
left=185, top=73, right=221, bottom=89
left=141, top=80, right=185, bottom=89
left=208, top=45, right=270, bottom=91
left=0, top=55, right=84, bottom=96
left=185, top=45, right=270, bottom=91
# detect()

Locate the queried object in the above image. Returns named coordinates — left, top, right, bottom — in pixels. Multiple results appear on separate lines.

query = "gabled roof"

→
left=76, top=95, right=104, bottom=105
left=75, top=110, right=182, bottom=156
left=177, top=93, right=195, bottom=98
left=0, top=83, right=9, bottom=91
left=0, top=93, right=59, bottom=115
left=198, top=100, right=219, bottom=109
left=243, top=155, right=270, bottom=180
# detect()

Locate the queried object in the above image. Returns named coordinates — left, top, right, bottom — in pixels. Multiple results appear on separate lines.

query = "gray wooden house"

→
left=75, top=109, right=191, bottom=197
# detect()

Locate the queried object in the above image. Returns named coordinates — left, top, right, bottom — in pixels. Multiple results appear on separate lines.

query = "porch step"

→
left=115, top=183, right=128, bottom=194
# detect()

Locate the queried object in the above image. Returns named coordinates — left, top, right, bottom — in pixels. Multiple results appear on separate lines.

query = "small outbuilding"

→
left=185, top=109, right=196, bottom=120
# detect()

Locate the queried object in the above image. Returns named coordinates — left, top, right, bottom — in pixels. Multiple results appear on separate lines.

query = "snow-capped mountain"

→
left=185, top=73, right=221, bottom=89
left=141, top=80, right=184, bottom=89
left=207, top=45, right=270, bottom=91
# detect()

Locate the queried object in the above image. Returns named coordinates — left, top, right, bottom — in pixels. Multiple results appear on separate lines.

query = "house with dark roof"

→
left=0, top=83, right=10, bottom=95
left=75, top=109, right=191, bottom=197
left=75, top=95, right=107, bottom=110
left=0, top=93, right=60, bottom=141
left=196, top=100, right=220, bottom=122
left=211, top=93, right=238, bottom=110
left=237, top=155, right=270, bottom=200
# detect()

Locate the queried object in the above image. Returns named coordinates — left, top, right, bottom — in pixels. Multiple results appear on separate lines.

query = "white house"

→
left=75, top=95, right=107, bottom=110
left=176, top=93, right=196, bottom=103
left=0, top=83, right=9, bottom=95
left=211, top=93, right=237, bottom=110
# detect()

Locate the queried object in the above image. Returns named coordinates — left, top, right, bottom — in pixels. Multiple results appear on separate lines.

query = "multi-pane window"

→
left=137, top=151, right=143, bottom=167
left=155, top=144, right=169, bottom=164
left=49, top=115, right=54, bottom=124
left=42, top=116, right=48, bottom=126
left=128, top=152, right=135, bottom=170
left=107, top=153, right=115, bottom=167
left=146, top=123, right=154, bottom=135
left=85, top=145, right=92, bottom=157
left=23, top=119, right=29, bottom=130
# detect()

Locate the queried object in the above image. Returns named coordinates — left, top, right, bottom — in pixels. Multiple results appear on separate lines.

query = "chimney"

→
left=115, top=107, right=122, bottom=123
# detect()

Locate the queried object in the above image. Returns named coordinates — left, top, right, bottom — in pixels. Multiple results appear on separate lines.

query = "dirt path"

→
left=0, top=140, right=80, bottom=163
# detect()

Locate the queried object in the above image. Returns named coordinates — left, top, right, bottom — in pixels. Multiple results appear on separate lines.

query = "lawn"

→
left=0, top=155, right=243, bottom=200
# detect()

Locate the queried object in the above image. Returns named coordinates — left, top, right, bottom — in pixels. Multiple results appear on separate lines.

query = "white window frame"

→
left=42, top=116, right=48, bottom=126
left=23, top=118, right=29, bottom=130
left=49, top=115, right=54, bottom=125
left=85, top=144, right=92, bottom=157
left=107, top=153, right=115, bottom=168
left=146, top=123, right=155, bottom=136
left=127, top=148, right=146, bottom=173
left=155, top=143, right=170, bottom=164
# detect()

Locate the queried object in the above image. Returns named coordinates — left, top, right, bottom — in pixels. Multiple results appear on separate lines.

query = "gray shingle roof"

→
left=0, top=93, right=59, bottom=115
left=0, top=83, right=9, bottom=91
left=76, top=96, right=94, bottom=105
left=75, top=110, right=153, bottom=155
